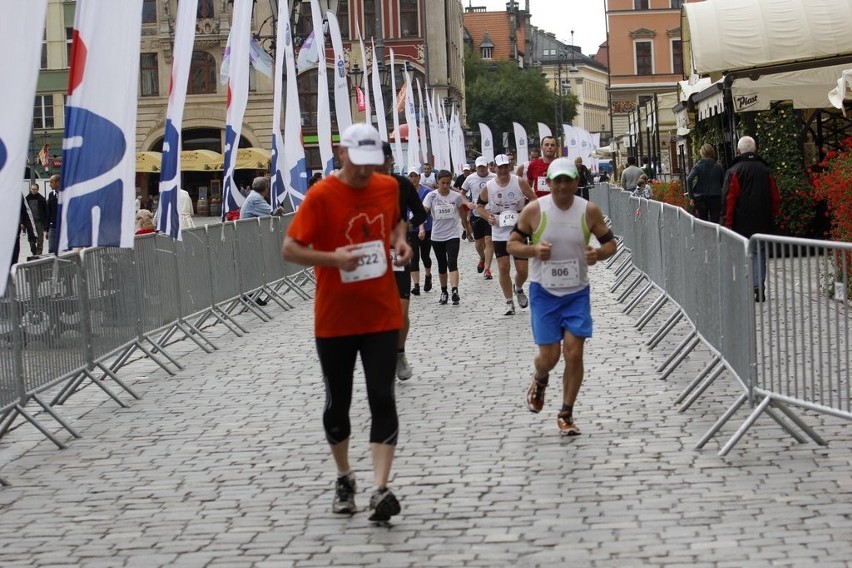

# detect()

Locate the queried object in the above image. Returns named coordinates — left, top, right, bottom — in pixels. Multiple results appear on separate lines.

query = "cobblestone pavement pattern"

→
left=1, top=238, right=851, bottom=567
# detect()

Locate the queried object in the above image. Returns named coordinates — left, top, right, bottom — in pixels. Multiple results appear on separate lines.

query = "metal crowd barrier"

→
left=589, top=184, right=851, bottom=455
left=0, top=213, right=312, bottom=448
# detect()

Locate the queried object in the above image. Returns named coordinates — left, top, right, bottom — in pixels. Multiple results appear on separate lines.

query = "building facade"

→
left=606, top=0, right=694, bottom=140
left=530, top=28, right=610, bottom=143
left=34, top=0, right=465, bottom=202
left=463, top=1, right=532, bottom=68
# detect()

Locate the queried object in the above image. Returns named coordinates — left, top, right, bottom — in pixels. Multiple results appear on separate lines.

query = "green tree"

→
left=464, top=52, right=577, bottom=153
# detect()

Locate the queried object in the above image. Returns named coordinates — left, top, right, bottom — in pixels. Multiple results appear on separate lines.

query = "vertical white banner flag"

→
left=389, top=51, right=404, bottom=173
left=415, top=80, right=429, bottom=165
left=370, top=39, right=387, bottom=141
left=479, top=123, right=494, bottom=163
left=436, top=96, right=452, bottom=172
left=450, top=108, right=466, bottom=175
left=537, top=122, right=553, bottom=143
left=60, top=0, right=142, bottom=250
left=326, top=10, right=351, bottom=134
left=221, top=0, right=251, bottom=218
left=356, top=23, right=371, bottom=125
left=0, top=0, right=47, bottom=289
left=513, top=122, right=529, bottom=164
left=425, top=90, right=441, bottom=170
left=157, top=0, right=197, bottom=239
left=403, top=66, right=420, bottom=173
left=282, top=0, right=308, bottom=209
left=270, top=0, right=288, bottom=210
left=310, top=0, right=334, bottom=175
left=563, top=124, right=580, bottom=160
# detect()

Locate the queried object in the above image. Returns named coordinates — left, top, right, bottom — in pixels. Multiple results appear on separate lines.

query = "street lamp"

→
left=568, top=30, right=579, bottom=75
left=348, top=63, right=363, bottom=93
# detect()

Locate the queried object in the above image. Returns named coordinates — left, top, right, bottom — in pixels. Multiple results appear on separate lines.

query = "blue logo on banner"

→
left=222, top=124, right=238, bottom=217
left=64, top=106, right=126, bottom=247
left=289, top=157, right=308, bottom=208
left=158, top=119, right=180, bottom=237
left=270, top=136, right=285, bottom=208
left=0, top=138, right=7, bottom=171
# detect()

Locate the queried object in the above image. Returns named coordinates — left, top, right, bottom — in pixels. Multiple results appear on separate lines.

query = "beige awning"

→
left=135, top=151, right=162, bottom=173
left=235, top=147, right=271, bottom=170
left=181, top=149, right=223, bottom=171
left=683, top=0, right=852, bottom=77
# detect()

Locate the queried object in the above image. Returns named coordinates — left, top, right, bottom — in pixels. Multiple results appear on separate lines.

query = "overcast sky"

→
left=470, top=0, right=608, bottom=56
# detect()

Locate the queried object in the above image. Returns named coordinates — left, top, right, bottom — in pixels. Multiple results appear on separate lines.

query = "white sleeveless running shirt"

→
left=529, top=195, right=592, bottom=297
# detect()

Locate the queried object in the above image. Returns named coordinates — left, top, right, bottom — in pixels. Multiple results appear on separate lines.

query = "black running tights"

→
left=315, top=330, right=399, bottom=446
left=431, top=238, right=460, bottom=274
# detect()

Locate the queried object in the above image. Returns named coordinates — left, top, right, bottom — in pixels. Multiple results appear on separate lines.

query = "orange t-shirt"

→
left=286, top=173, right=403, bottom=338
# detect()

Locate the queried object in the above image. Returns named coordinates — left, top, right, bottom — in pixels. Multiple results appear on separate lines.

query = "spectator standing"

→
left=574, top=157, right=593, bottom=200
left=722, top=136, right=781, bottom=302
left=620, top=156, right=643, bottom=191
left=686, top=143, right=725, bottom=223
left=46, top=175, right=61, bottom=254
left=25, top=184, right=48, bottom=255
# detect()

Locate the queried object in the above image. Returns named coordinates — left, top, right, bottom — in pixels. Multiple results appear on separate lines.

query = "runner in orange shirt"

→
left=282, top=123, right=412, bottom=523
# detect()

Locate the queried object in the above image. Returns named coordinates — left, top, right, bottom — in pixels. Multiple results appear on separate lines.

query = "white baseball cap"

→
left=463, top=163, right=471, bottom=171
left=407, top=167, right=420, bottom=176
left=340, top=123, right=385, bottom=165
left=494, top=154, right=511, bottom=166
left=546, top=157, right=579, bottom=180
left=475, top=156, right=488, bottom=168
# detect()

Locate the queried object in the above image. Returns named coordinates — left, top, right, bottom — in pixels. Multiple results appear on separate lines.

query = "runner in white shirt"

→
left=460, top=157, right=496, bottom=279
left=476, top=154, right=537, bottom=315
left=422, top=170, right=472, bottom=305
left=420, top=163, right=437, bottom=189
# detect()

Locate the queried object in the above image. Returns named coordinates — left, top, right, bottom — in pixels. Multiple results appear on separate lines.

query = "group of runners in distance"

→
left=282, top=124, right=616, bottom=525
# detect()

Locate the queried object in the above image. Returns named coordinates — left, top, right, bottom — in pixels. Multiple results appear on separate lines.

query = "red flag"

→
left=38, top=143, right=50, bottom=168
left=356, top=86, right=365, bottom=112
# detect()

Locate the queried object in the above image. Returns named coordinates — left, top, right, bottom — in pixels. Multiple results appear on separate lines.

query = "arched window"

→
left=188, top=51, right=217, bottom=94
left=197, top=0, right=214, bottom=19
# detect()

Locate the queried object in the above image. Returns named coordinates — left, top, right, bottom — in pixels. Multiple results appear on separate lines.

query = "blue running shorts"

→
left=529, top=283, right=592, bottom=345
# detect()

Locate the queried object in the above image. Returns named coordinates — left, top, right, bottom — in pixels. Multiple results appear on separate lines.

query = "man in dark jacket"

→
left=722, top=136, right=781, bottom=302
left=686, top=143, right=724, bottom=222
left=10, top=196, right=37, bottom=272
left=46, top=174, right=61, bottom=254
left=25, top=183, right=48, bottom=255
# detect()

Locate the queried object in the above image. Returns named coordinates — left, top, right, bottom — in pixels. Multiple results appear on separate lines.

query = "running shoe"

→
left=368, top=487, right=401, bottom=522
left=411, top=284, right=420, bottom=296
left=439, top=290, right=449, bottom=305
left=423, top=274, right=433, bottom=292
left=332, top=474, right=357, bottom=514
left=396, top=352, right=412, bottom=381
left=484, top=269, right=493, bottom=280
left=557, top=411, right=581, bottom=436
left=515, top=287, right=529, bottom=309
left=526, top=374, right=548, bottom=413
left=451, top=290, right=460, bottom=306
left=503, top=300, right=515, bottom=316
left=477, top=260, right=485, bottom=273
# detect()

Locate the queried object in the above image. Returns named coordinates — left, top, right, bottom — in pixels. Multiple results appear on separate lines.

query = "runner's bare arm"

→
left=392, top=219, right=413, bottom=265
left=584, top=203, right=616, bottom=265
left=507, top=202, right=550, bottom=260
left=519, top=177, right=537, bottom=202
left=282, top=235, right=361, bottom=271
left=475, top=187, right=494, bottom=224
